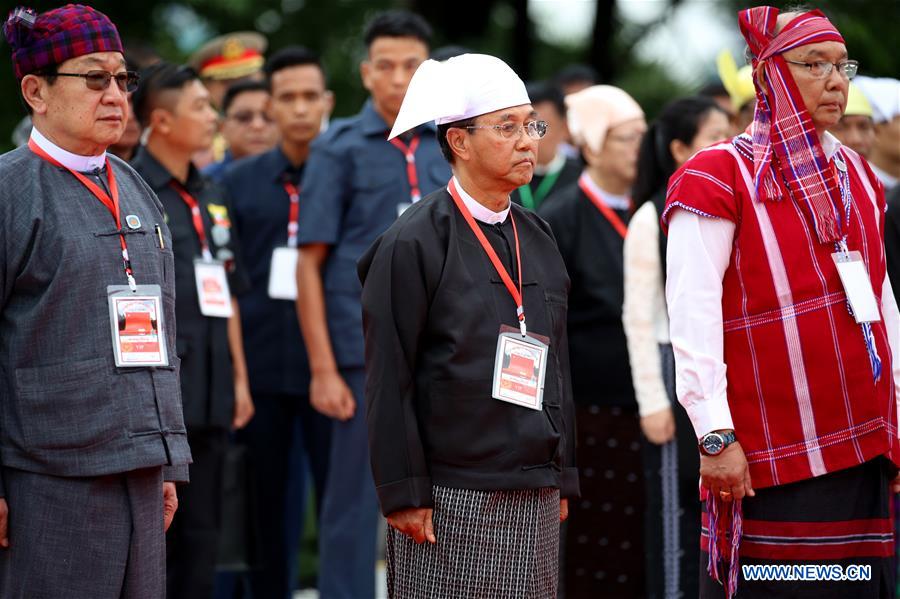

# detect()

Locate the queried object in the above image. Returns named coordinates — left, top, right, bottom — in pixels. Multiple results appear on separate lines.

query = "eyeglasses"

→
left=52, top=70, right=140, bottom=92
left=465, top=120, right=548, bottom=140
left=607, top=131, right=644, bottom=145
left=227, top=110, right=273, bottom=125
left=783, top=59, right=859, bottom=80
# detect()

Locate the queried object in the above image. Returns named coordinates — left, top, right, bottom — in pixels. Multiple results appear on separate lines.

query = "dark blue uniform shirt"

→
left=222, top=146, right=310, bottom=396
left=296, top=99, right=450, bottom=369
left=202, top=149, right=233, bottom=183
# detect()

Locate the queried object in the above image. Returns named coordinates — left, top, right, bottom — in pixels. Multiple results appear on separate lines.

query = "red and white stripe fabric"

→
left=701, top=514, right=894, bottom=561
left=739, top=7, right=847, bottom=244
left=663, top=134, right=900, bottom=490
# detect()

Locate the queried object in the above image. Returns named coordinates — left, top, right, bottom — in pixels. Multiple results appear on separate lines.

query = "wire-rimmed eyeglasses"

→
left=465, top=120, right=549, bottom=140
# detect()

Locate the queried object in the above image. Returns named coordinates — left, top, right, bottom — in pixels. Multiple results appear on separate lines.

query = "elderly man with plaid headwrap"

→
left=0, top=5, right=191, bottom=597
left=663, top=6, right=900, bottom=598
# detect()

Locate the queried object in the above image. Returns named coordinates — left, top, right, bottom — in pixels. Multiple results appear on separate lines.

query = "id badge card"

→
left=107, top=285, right=169, bottom=367
left=397, top=202, right=412, bottom=217
left=492, top=324, right=549, bottom=410
left=832, top=250, right=881, bottom=323
left=268, top=246, right=299, bottom=300
left=194, top=258, right=233, bottom=318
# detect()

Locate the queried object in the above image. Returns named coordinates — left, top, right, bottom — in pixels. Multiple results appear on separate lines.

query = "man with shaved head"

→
left=0, top=5, right=190, bottom=597
left=664, top=6, right=900, bottom=597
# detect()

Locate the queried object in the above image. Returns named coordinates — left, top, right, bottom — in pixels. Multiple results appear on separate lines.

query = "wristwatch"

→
left=699, top=430, right=737, bottom=456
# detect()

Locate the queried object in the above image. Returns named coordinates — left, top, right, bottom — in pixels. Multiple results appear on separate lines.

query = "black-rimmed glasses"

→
left=52, top=70, right=140, bottom=93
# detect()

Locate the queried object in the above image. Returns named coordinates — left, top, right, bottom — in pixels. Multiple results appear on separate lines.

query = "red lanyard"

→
left=389, top=135, right=421, bottom=203
left=447, top=178, right=527, bottom=336
left=578, top=172, right=631, bottom=239
left=170, top=182, right=212, bottom=260
left=283, top=181, right=300, bottom=248
left=28, top=138, right=137, bottom=290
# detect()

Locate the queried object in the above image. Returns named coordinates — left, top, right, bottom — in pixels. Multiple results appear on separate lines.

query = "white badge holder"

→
left=268, top=246, right=299, bottom=300
left=107, top=284, right=170, bottom=367
left=492, top=325, right=549, bottom=411
left=832, top=250, right=881, bottom=323
left=194, top=257, right=233, bottom=318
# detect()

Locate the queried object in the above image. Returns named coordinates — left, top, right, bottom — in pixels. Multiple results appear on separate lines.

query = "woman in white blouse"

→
left=622, top=95, right=730, bottom=599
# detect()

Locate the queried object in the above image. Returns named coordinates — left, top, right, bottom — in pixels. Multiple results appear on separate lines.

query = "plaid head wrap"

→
left=739, top=6, right=846, bottom=244
left=3, top=4, right=123, bottom=80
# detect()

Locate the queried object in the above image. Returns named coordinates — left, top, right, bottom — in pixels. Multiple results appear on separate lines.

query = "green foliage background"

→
left=0, top=0, right=896, bottom=153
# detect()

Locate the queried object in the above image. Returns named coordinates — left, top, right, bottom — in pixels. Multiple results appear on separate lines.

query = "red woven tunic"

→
left=664, top=134, right=899, bottom=490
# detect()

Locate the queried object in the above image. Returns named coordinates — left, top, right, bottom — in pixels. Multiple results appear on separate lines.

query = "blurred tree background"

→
left=0, top=0, right=897, bottom=153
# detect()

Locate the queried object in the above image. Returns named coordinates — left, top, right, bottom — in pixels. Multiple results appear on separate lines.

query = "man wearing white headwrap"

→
left=358, top=53, right=579, bottom=597
left=538, top=84, right=648, bottom=597
left=854, top=76, right=900, bottom=191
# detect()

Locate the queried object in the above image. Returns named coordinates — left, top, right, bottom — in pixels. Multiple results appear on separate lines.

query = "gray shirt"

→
left=0, top=145, right=191, bottom=494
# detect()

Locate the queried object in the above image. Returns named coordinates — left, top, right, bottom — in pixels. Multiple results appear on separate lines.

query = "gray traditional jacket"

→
left=0, top=142, right=192, bottom=495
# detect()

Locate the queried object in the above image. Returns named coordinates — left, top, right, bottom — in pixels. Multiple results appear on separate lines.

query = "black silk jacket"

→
left=359, top=188, right=579, bottom=517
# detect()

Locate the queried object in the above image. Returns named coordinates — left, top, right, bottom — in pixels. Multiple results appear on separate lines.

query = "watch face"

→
left=702, top=433, right=725, bottom=455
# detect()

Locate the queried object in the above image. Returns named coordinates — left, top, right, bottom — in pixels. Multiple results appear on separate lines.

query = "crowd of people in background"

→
left=3, top=3, right=900, bottom=599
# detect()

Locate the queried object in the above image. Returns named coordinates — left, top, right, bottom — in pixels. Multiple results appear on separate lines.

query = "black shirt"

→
left=538, top=181, right=637, bottom=408
left=358, top=188, right=579, bottom=516
left=132, top=147, right=250, bottom=428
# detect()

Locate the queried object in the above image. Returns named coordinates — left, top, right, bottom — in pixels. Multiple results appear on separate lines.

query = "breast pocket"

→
left=15, top=357, right=122, bottom=451
left=353, top=159, right=397, bottom=192
left=128, top=228, right=172, bottom=287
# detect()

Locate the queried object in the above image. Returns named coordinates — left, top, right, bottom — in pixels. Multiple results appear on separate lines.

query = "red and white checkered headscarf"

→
left=739, top=6, right=846, bottom=244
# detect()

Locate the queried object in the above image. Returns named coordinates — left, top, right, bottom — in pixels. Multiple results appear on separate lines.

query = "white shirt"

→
left=666, top=132, right=900, bottom=438
left=450, top=176, right=510, bottom=225
left=30, top=126, right=107, bottom=173
left=871, top=163, right=898, bottom=192
left=622, top=201, right=671, bottom=417
left=580, top=172, right=631, bottom=210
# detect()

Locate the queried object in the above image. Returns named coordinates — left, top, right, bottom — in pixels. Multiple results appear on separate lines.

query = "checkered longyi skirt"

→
left=386, top=485, right=561, bottom=598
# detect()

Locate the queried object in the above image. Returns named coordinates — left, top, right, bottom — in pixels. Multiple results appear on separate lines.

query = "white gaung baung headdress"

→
left=389, top=53, right=530, bottom=140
